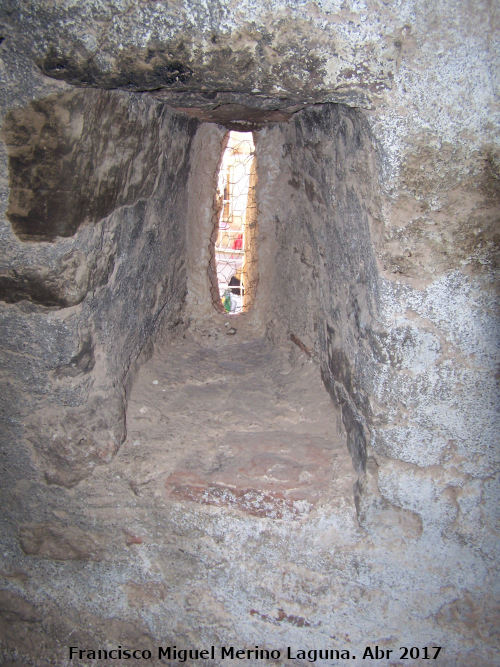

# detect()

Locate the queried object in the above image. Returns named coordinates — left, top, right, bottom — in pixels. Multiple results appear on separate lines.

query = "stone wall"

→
left=255, top=105, right=381, bottom=475
left=0, top=89, right=197, bottom=487
left=0, top=0, right=498, bottom=664
left=254, top=100, right=499, bottom=558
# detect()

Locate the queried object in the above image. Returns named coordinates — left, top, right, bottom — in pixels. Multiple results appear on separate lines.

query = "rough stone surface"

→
left=0, top=0, right=498, bottom=664
left=2, top=90, right=163, bottom=241
left=19, top=522, right=105, bottom=561
left=0, top=89, right=198, bottom=486
left=165, top=431, right=336, bottom=519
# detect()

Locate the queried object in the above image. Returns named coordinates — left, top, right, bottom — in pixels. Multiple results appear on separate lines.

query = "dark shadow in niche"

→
left=0, top=250, right=91, bottom=307
left=52, top=335, right=95, bottom=378
left=1, top=89, right=165, bottom=241
left=0, top=272, right=79, bottom=307
left=38, top=44, right=193, bottom=91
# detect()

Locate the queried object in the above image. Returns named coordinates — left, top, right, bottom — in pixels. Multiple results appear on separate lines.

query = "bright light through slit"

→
left=215, top=131, right=256, bottom=314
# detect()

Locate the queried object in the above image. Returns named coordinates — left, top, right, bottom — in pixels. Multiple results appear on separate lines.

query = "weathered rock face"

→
left=0, top=0, right=498, bottom=664
left=6, top=0, right=397, bottom=108
left=2, top=90, right=164, bottom=241
left=0, top=88, right=197, bottom=486
left=253, top=102, right=499, bottom=556
left=255, top=105, right=380, bottom=478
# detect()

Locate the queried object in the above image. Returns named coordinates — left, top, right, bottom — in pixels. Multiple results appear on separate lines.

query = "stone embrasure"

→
left=0, top=0, right=498, bottom=665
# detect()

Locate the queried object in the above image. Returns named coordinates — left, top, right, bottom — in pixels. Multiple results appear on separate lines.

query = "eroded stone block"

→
left=25, top=392, right=126, bottom=487
left=19, top=523, right=105, bottom=561
left=0, top=251, right=90, bottom=306
left=165, top=431, right=334, bottom=519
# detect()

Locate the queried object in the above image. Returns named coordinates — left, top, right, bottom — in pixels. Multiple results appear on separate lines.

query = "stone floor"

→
left=124, top=332, right=356, bottom=520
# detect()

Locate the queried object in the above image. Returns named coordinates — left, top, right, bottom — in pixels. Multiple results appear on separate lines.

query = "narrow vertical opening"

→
left=211, top=130, right=257, bottom=315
